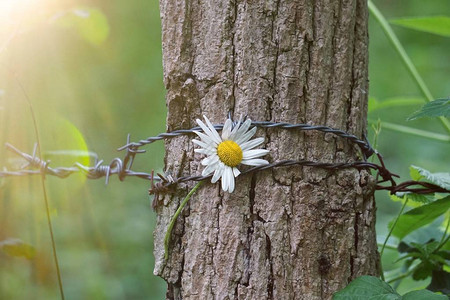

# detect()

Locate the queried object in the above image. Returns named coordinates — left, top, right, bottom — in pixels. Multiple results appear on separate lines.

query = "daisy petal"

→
left=203, top=115, right=222, bottom=144
left=192, top=139, right=215, bottom=151
left=211, top=163, right=225, bottom=183
left=201, top=154, right=219, bottom=166
left=222, top=118, right=232, bottom=140
left=232, top=167, right=240, bottom=177
left=196, top=118, right=212, bottom=135
left=197, top=118, right=221, bottom=144
left=232, top=118, right=252, bottom=140
left=194, top=130, right=216, bottom=145
left=227, top=169, right=235, bottom=192
left=230, top=115, right=243, bottom=137
left=221, top=167, right=229, bottom=191
left=235, top=126, right=257, bottom=144
left=240, top=137, right=264, bottom=151
left=202, top=162, right=218, bottom=176
left=238, top=119, right=252, bottom=134
left=195, top=148, right=215, bottom=155
left=243, top=149, right=270, bottom=160
left=241, top=158, right=269, bottom=166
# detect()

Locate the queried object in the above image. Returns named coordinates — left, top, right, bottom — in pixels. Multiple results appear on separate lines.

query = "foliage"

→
left=389, top=195, right=450, bottom=240
left=390, top=16, right=450, bottom=38
left=334, top=1, right=450, bottom=298
left=333, top=276, right=447, bottom=300
left=397, top=240, right=450, bottom=293
left=408, top=99, right=450, bottom=121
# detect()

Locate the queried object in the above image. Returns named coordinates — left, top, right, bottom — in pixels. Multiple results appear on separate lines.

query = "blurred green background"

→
left=0, top=0, right=448, bottom=298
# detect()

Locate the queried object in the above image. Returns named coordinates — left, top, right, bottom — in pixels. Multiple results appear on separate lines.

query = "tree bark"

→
left=154, top=0, right=379, bottom=299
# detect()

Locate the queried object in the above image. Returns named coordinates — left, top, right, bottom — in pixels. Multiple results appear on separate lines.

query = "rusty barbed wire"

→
left=1, top=119, right=448, bottom=202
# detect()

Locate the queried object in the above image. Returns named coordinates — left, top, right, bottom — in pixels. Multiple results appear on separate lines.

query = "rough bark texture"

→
left=154, top=0, right=379, bottom=299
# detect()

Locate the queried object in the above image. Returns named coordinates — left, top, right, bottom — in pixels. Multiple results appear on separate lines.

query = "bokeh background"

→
left=0, top=0, right=448, bottom=299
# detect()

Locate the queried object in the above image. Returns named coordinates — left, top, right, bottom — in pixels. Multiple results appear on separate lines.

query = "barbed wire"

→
left=1, top=119, right=448, bottom=203
left=1, top=143, right=159, bottom=183
left=117, top=120, right=375, bottom=159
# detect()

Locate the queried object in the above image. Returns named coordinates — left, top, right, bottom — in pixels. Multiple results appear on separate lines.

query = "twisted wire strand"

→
left=150, top=160, right=447, bottom=195
left=1, top=143, right=161, bottom=184
left=117, top=121, right=375, bottom=159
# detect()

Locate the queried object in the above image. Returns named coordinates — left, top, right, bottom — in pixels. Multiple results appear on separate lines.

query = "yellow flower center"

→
left=217, top=140, right=243, bottom=167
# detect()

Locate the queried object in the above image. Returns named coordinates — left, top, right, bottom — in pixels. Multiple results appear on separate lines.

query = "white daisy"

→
left=192, top=115, right=270, bottom=193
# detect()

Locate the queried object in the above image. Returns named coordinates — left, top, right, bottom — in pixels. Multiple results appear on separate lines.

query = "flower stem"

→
left=368, top=0, right=450, bottom=134
left=164, top=182, right=203, bottom=260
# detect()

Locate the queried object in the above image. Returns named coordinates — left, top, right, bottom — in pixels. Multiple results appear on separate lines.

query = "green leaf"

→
left=390, top=196, right=450, bottom=240
left=398, top=241, right=416, bottom=253
left=412, top=262, right=434, bottom=280
left=333, top=276, right=400, bottom=300
left=333, top=276, right=448, bottom=299
left=0, top=239, right=36, bottom=259
left=368, top=96, right=424, bottom=113
left=407, top=98, right=450, bottom=120
left=395, top=252, right=422, bottom=263
left=409, top=166, right=423, bottom=181
left=402, top=289, right=448, bottom=300
left=411, top=241, right=440, bottom=257
left=409, top=166, right=450, bottom=191
left=390, top=193, right=432, bottom=207
left=53, top=7, right=110, bottom=46
left=390, top=16, right=450, bottom=37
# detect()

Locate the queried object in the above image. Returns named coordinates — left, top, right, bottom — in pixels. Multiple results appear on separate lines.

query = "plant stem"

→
left=164, top=182, right=203, bottom=260
left=11, top=67, right=65, bottom=300
left=387, top=267, right=415, bottom=284
left=377, top=242, right=397, bottom=251
left=368, top=119, right=450, bottom=142
left=368, top=0, right=450, bottom=134
left=370, top=120, right=382, bottom=163
left=380, top=198, right=409, bottom=281
left=436, top=218, right=450, bottom=252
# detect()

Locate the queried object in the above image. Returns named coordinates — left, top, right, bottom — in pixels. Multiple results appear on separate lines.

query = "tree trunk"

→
left=153, top=0, right=379, bottom=299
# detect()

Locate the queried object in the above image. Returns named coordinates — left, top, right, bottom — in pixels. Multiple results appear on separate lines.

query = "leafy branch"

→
left=368, top=0, right=450, bottom=134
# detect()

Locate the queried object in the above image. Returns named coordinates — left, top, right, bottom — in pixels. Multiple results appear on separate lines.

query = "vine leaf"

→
left=389, top=196, right=450, bottom=240
left=332, top=275, right=447, bottom=299
left=333, top=276, right=399, bottom=300
left=409, top=165, right=450, bottom=190
left=402, top=289, right=447, bottom=300
left=390, top=16, right=450, bottom=37
left=407, top=98, right=450, bottom=120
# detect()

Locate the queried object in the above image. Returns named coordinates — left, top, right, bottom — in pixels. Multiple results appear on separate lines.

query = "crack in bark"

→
left=230, top=0, right=238, bottom=114
left=350, top=211, right=360, bottom=280
left=265, top=233, right=274, bottom=300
